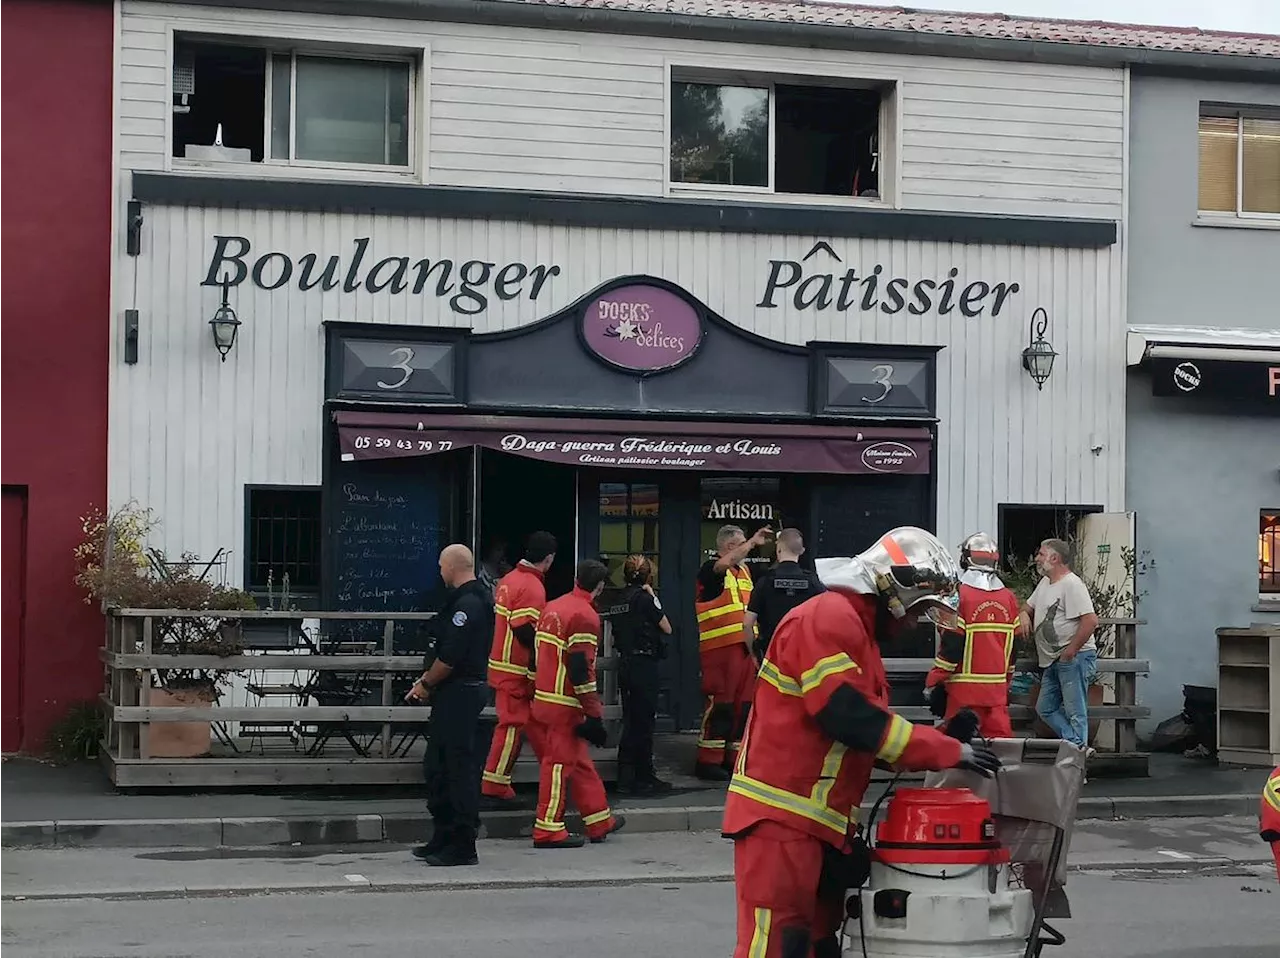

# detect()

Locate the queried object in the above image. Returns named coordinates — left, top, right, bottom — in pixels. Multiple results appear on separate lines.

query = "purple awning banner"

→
left=334, top=413, right=931, bottom=476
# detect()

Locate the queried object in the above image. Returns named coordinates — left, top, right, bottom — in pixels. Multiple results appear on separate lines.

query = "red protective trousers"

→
left=698, top=644, right=756, bottom=767
left=733, top=822, right=844, bottom=958
left=944, top=701, right=1013, bottom=739
left=533, top=721, right=617, bottom=844
left=481, top=682, right=546, bottom=799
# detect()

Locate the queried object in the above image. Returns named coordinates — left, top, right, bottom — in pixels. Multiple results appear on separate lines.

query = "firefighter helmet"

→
left=959, top=532, right=1000, bottom=572
left=815, top=526, right=961, bottom=625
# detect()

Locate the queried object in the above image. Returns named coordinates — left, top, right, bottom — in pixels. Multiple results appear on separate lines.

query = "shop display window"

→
left=598, top=482, right=660, bottom=588
left=1261, top=510, right=1279, bottom=596
left=699, top=477, right=781, bottom=574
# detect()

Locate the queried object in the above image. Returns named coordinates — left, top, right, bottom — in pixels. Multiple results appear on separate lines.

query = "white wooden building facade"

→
left=108, top=0, right=1156, bottom=724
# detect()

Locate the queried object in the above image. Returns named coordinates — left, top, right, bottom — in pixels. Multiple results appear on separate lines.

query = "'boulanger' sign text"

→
left=203, top=235, right=561, bottom=316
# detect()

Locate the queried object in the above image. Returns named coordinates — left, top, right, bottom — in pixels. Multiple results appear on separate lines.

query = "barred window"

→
left=246, top=486, right=321, bottom=594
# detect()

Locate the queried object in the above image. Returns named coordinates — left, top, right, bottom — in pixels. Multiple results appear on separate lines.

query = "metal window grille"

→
left=247, top=488, right=321, bottom=592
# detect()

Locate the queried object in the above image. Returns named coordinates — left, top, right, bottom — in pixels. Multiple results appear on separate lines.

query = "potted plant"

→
left=75, top=504, right=258, bottom=757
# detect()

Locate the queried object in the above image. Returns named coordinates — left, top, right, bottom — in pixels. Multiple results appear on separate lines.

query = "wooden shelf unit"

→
left=1216, top=626, right=1280, bottom=768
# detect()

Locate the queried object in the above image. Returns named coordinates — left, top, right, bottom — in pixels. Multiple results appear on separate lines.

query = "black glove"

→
left=955, top=742, right=1002, bottom=778
left=575, top=715, right=608, bottom=748
left=945, top=708, right=981, bottom=745
left=926, top=684, right=948, bottom=719
left=1261, top=829, right=1280, bottom=844
left=752, top=638, right=766, bottom=664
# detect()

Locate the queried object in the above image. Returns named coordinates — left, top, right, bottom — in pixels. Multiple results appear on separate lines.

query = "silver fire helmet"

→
left=815, top=526, right=961, bottom=625
left=958, top=532, right=1005, bottom=592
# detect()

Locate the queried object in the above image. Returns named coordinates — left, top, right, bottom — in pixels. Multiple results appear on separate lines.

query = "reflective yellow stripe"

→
left=800, top=653, right=861, bottom=694
left=536, top=763, right=567, bottom=833
left=810, top=740, right=847, bottom=810
left=536, top=631, right=565, bottom=649
left=482, top=770, right=511, bottom=785
left=728, top=773, right=849, bottom=836
left=509, top=606, right=541, bottom=621
left=748, top=907, right=771, bottom=958
left=951, top=673, right=1008, bottom=684
left=573, top=682, right=597, bottom=695
left=495, top=604, right=511, bottom=616
left=697, top=602, right=745, bottom=622
left=1265, top=773, right=1280, bottom=812
left=699, top=621, right=744, bottom=642
left=567, top=632, right=597, bottom=646
left=876, top=713, right=913, bottom=764
left=696, top=738, right=727, bottom=749
left=534, top=689, right=582, bottom=709
left=757, top=661, right=802, bottom=696
left=582, top=809, right=612, bottom=827
left=932, top=657, right=957, bottom=672
left=488, top=659, right=529, bottom=677
left=494, top=726, right=518, bottom=776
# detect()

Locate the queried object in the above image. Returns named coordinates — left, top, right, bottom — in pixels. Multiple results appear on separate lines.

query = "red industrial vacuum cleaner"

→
left=846, top=738, right=1089, bottom=958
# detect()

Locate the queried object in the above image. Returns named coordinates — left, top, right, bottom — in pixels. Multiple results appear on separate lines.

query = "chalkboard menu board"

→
left=329, top=456, right=446, bottom=653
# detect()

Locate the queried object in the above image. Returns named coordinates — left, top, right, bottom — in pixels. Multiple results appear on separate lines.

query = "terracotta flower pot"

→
left=146, top=685, right=215, bottom=758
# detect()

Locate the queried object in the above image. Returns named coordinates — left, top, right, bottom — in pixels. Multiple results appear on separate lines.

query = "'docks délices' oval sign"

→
left=581, top=284, right=703, bottom=373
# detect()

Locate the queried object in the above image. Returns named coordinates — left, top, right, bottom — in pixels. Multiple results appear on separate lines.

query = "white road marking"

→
left=344, top=874, right=370, bottom=883
left=1157, top=849, right=1193, bottom=860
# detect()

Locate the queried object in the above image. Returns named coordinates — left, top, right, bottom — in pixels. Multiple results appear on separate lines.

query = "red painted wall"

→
left=2, top=0, right=114, bottom=752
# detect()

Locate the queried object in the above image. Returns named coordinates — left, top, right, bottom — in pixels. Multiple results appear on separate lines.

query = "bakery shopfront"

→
left=118, top=180, right=1123, bottom=733
left=325, top=273, right=938, bottom=727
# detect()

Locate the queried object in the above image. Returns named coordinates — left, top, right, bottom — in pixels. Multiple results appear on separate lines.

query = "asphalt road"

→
left=3, top=869, right=1277, bottom=958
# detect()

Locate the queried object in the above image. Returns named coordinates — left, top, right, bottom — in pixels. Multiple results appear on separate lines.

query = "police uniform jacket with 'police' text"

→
left=723, top=590, right=962, bottom=847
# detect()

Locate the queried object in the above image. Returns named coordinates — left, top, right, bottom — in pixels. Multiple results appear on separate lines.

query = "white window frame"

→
left=665, top=61, right=898, bottom=208
left=167, top=25, right=427, bottom=183
left=1196, top=105, right=1280, bottom=226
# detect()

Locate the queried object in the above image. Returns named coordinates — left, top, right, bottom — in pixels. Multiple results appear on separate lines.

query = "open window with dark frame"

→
left=246, top=487, right=322, bottom=601
left=670, top=77, right=885, bottom=199
left=997, top=504, right=1104, bottom=573
left=172, top=38, right=412, bottom=168
left=1261, top=510, right=1279, bottom=596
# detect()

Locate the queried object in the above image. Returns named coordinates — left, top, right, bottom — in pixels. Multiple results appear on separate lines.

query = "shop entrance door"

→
left=578, top=472, right=703, bottom=730
left=477, top=450, right=578, bottom=600
left=0, top=489, right=27, bottom=753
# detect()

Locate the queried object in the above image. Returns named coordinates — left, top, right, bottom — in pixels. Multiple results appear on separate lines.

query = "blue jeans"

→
left=1036, top=649, right=1098, bottom=747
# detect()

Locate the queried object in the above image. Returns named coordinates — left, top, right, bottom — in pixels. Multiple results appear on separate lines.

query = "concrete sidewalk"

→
left=4, top=817, right=1274, bottom=903
left=3, top=752, right=1270, bottom=849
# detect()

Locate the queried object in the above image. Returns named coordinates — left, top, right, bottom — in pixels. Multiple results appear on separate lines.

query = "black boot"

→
left=636, top=772, right=673, bottom=796
left=411, top=824, right=452, bottom=860
left=424, top=826, right=478, bottom=867
left=695, top=763, right=731, bottom=782
left=615, top=761, right=639, bottom=796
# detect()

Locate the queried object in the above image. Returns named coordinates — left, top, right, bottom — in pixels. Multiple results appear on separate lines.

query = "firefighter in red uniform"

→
left=530, top=559, right=625, bottom=848
left=1260, top=765, right=1280, bottom=881
left=924, top=532, right=1021, bottom=739
left=724, top=527, right=1002, bottom=958
left=481, top=531, right=557, bottom=801
left=695, top=523, right=773, bottom=780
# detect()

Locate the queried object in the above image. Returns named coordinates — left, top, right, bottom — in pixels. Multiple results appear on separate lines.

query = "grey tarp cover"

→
left=923, top=739, right=1088, bottom=920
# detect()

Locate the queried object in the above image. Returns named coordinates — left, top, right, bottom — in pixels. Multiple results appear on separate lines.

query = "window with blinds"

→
left=1198, top=108, right=1280, bottom=217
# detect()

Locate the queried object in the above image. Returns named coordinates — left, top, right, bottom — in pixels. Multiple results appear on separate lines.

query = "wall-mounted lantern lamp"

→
left=208, top=278, right=241, bottom=362
left=1021, top=306, right=1057, bottom=390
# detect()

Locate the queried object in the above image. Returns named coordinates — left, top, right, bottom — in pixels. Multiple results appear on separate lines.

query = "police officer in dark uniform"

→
left=611, top=555, right=673, bottom=796
left=409, top=544, right=494, bottom=867
left=743, top=528, right=825, bottom=663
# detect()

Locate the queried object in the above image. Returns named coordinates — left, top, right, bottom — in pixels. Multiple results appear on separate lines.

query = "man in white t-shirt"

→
left=1020, top=538, right=1099, bottom=748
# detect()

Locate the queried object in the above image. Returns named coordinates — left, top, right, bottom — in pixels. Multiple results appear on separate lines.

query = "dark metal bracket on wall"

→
left=126, top=200, right=143, bottom=256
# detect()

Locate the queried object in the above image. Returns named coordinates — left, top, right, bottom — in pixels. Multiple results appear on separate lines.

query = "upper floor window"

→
left=1197, top=107, right=1280, bottom=219
left=669, top=74, right=889, bottom=201
left=173, top=39, right=413, bottom=171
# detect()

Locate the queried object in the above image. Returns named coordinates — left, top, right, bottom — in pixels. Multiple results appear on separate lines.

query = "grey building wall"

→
left=1126, top=74, right=1280, bottom=732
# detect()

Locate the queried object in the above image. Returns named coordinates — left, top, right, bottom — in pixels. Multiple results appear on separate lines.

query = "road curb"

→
left=1, top=793, right=1261, bottom=849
